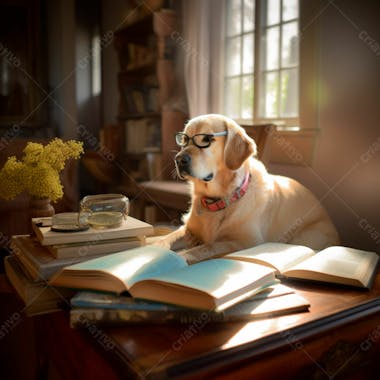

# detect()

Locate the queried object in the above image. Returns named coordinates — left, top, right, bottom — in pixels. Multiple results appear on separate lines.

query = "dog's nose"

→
left=175, top=152, right=191, bottom=171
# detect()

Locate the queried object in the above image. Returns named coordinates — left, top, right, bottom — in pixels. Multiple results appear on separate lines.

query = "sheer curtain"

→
left=181, top=0, right=225, bottom=118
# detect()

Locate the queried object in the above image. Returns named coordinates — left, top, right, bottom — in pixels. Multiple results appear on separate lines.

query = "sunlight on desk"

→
left=27, top=273, right=380, bottom=379
left=221, top=313, right=304, bottom=349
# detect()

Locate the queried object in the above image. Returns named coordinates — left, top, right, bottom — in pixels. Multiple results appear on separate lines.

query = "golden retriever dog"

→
left=155, top=114, right=339, bottom=263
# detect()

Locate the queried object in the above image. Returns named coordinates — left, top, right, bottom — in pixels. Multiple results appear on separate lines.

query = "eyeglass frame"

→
left=175, top=131, right=228, bottom=149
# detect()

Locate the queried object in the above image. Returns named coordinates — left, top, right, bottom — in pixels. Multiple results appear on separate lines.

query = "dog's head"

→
left=175, top=114, right=257, bottom=182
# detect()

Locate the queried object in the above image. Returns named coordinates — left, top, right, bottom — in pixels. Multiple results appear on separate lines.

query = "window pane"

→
left=225, top=77, right=241, bottom=118
left=243, top=0, right=255, bottom=31
left=242, top=33, right=254, bottom=74
left=267, top=0, right=280, bottom=26
left=264, top=26, right=279, bottom=70
left=241, top=75, right=254, bottom=118
left=283, top=0, right=299, bottom=21
left=223, top=0, right=300, bottom=122
left=226, top=37, right=241, bottom=75
left=281, top=68, right=298, bottom=117
left=264, top=72, right=279, bottom=118
left=282, top=22, right=298, bottom=67
left=226, top=0, right=242, bottom=36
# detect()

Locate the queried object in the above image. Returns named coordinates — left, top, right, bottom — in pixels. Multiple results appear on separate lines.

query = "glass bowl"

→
left=79, top=194, right=129, bottom=229
left=51, top=212, right=89, bottom=232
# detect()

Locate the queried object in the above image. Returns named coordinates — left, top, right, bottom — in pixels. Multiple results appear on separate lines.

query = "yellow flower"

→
left=0, top=139, right=84, bottom=202
left=0, top=156, right=25, bottom=200
left=22, top=142, right=44, bottom=165
left=23, top=163, right=64, bottom=201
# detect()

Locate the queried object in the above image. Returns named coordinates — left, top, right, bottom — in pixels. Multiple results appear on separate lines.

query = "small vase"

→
left=29, top=197, right=55, bottom=219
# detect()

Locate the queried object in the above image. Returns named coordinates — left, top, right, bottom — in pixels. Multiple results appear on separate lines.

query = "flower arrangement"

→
left=0, top=138, right=84, bottom=202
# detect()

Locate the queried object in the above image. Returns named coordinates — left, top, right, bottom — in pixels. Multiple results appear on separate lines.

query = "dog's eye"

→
left=195, top=135, right=213, bottom=147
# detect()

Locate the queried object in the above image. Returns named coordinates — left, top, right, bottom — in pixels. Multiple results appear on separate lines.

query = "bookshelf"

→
left=91, top=6, right=187, bottom=219
left=114, top=12, right=160, bottom=161
left=108, top=8, right=185, bottom=184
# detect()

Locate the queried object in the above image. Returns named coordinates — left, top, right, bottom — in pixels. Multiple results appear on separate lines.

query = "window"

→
left=224, top=0, right=299, bottom=128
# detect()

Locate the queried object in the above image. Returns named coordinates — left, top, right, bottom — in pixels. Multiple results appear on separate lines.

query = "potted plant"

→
left=0, top=138, right=84, bottom=217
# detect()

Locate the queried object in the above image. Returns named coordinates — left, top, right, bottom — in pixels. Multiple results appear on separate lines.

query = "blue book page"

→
left=138, top=259, right=275, bottom=298
left=61, top=246, right=187, bottom=288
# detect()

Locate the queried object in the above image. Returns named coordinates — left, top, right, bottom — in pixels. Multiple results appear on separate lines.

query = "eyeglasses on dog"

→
left=175, top=131, right=227, bottom=148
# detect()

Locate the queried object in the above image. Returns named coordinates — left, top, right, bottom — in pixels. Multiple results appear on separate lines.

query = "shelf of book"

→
left=111, top=6, right=187, bottom=191
left=87, top=5, right=187, bottom=219
left=113, top=10, right=161, bottom=184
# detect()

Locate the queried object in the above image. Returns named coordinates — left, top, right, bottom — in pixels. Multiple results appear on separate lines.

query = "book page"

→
left=226, top=243, right=316, bottom=273
left=284, top=246, right=379, bottom=287
left=130, top=259, right=276, bottom=310
left=52, top=246, right=187, bottom=290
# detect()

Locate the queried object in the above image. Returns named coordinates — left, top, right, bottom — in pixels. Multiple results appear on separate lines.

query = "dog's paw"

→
left=150, top=237, right=172, bottom=250
left=177, top=249, right=200, bottom=264
left=184, top=230, right=201, bottom=248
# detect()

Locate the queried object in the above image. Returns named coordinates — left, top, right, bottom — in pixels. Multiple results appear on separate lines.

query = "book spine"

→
left=10, top=244, right=41, bottom=282
left=9, top=250, right=39, bottom=283
left=50, top=238, right=143, bottom=259
left=70, top=308, right=226, bottom=327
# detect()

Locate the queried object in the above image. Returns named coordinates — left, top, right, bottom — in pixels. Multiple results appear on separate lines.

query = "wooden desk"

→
left=35, top=274, right=380, bottom=380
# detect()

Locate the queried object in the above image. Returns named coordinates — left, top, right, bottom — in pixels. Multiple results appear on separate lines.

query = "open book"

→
left=50, top=246, right=276, bottom=311
left=226, top=243, right=379, bottom=289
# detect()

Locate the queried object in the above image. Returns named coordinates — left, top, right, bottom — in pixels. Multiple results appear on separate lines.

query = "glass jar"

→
left=79, top=194, right=129, bottom=229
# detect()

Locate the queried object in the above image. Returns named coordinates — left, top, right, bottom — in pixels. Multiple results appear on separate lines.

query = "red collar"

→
left=201, top=173, right=251, bottom=212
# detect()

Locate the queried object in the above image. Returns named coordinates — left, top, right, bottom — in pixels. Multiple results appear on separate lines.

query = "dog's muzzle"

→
left=175, top=152, right=191, bottom=177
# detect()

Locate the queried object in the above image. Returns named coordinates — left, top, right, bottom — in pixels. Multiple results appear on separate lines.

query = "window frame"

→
left=254, top=0, right=300, bottom=128
left=224, top=0, right=321, bottom=165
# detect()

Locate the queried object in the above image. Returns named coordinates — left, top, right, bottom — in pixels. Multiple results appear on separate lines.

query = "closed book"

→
left=69, top=285, right=309, bottom=326
left=31, top=215, right=153, bottom=246
left=10, top=235, right=104, bottom=281
left=48, top=236, right=145, bottom=259
left=4, top=256, right=73, bottom=316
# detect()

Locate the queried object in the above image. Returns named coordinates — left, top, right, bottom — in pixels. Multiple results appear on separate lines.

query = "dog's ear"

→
left=224, top=120, right=257, bottom=170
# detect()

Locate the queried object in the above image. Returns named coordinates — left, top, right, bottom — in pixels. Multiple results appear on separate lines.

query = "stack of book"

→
left=30, top=215, right=153, bottom=255
left=5, top=216, right=154, bottom=316
left=7, top=228, right=378, bottom=324
left=5, top=238, right=79, bottom=317
left=46, top=244, right=315, bottom=327
left=49, top=242, right=380, bottom=327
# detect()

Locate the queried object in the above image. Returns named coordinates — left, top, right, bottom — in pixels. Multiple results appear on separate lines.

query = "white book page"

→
left=285, top=246, right=378, bottom=283
left=226, top=243, right=316, bottom=273
left=130, top=259, right=276, bottom=310
left=56, top=246, right=187, bottom=288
